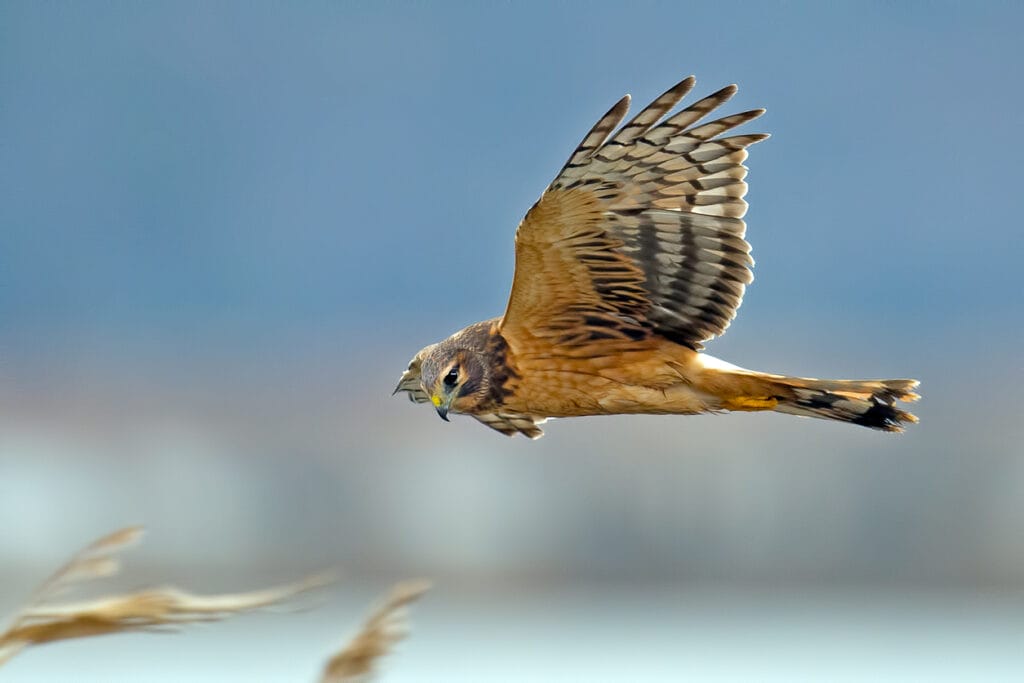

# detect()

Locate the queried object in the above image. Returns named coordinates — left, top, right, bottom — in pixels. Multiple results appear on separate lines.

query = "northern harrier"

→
left=394, top=75, right=919, bottom=438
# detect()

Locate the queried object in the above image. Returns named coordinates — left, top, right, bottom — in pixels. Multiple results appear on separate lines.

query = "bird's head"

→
left=419, top=345, right=490, bottom=421
left=394, top=339, right=491, bottom=423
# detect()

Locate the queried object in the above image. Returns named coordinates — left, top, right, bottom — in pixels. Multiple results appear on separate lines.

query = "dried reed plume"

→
left=320, top=580, right=430, bottom=682
left=0, top=526, right=333, bottom=667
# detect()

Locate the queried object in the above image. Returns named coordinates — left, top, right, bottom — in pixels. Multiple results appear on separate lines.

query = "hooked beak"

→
left=431, top=394, right=451, bottom=421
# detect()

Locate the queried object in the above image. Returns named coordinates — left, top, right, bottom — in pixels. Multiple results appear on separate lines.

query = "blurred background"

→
left=2, top=1, right=1022, bottom=680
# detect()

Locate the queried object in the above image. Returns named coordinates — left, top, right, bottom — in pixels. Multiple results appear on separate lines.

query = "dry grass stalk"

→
left=0, top=527, right=333, bottom=668
left=320, top=580, right=430, bottom=682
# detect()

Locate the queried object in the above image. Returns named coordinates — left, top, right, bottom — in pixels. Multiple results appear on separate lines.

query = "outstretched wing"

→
left=500, top=76, right=766, bottom=351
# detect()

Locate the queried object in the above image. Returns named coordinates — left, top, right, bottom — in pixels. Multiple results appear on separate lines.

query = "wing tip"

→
left=674, top=75, right=697, bottom=92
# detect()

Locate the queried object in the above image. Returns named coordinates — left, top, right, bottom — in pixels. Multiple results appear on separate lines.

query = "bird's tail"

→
left=708, top=364, right=920, bottom=432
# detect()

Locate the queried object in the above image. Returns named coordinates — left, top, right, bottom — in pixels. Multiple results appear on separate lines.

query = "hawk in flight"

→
left=394, top=76, right=919, bottom=438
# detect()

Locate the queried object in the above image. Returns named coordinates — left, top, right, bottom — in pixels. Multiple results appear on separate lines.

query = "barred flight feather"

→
left=537, top=76, right=766, bottom=349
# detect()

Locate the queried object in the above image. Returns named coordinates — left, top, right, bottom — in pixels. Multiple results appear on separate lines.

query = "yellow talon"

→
left=723, top=396, right=778, bottom=411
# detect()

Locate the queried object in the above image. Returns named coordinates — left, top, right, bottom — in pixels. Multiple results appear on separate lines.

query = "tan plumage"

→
left=394, top=75, right=919, bottom=438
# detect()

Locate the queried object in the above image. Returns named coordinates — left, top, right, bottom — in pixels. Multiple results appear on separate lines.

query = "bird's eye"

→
left=443, top=368, right=459, bottom=387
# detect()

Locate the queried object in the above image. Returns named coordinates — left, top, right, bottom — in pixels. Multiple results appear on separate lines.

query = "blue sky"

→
left=2, top=2, right=1021, bottom=352
left=2, top=8, right=1024, bottom=679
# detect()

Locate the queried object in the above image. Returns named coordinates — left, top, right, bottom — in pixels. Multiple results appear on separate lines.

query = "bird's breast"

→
left=498, top=341, right=710, bottom=417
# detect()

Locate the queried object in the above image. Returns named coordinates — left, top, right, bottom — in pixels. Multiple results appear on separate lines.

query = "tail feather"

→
left=710, top=366, right=921, bottom=432
left=772, top=378, right=920, bottom=432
